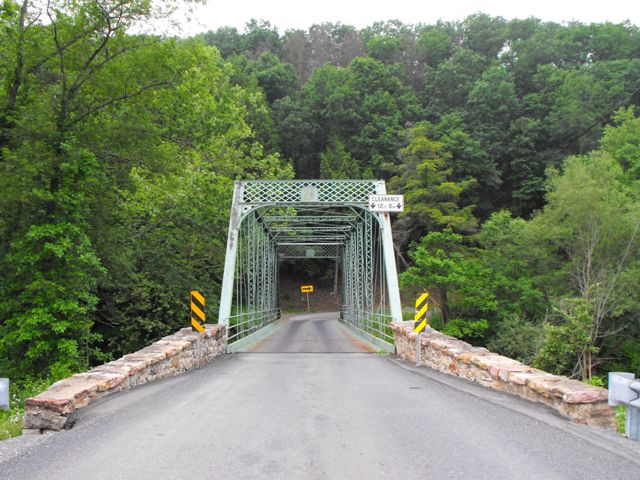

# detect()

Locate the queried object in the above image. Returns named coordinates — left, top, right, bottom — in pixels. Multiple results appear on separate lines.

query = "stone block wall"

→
left=23, top=324, right=226, bottom=434
left=391, top=322, right=615, bottom=429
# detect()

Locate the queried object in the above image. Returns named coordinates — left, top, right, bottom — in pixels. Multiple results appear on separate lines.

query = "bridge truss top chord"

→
left=218, top=180, right=403, bottom=351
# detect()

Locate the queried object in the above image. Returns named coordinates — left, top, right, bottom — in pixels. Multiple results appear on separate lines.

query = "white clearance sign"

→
left=368, top=194, right=404, bottom=212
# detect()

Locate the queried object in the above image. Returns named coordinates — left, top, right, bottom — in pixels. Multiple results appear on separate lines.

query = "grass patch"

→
left=0, top=377, right=56, bottom=441
left=615, top=405, right=626, bottom=434
left=0, top=410, right=23, bottom=440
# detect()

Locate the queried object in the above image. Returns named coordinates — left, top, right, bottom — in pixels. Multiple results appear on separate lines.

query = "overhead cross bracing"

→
left=218, top=180, right=403, bottom=351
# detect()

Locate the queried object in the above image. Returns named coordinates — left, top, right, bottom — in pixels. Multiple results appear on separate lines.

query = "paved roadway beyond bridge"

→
left=2, top=312, right=640, bottom=479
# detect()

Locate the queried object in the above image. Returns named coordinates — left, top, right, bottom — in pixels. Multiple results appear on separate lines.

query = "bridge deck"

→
left=2, top=314, right=639, bottom=479
left=245, top=311, right=375, bottom=353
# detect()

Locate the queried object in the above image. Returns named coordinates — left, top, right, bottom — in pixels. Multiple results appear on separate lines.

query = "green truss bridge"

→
left=218, top=179, right=403, bottom=351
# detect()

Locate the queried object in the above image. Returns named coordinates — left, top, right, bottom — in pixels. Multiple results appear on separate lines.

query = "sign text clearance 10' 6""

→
left=368, top=194, right=404, bottom=212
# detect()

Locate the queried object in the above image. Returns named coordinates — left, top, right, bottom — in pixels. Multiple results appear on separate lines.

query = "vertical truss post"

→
left=247, top=213, right=255, bottom=331
left=354, top=221, right=361, bottom=327
left=375, top=180, right=403, bottom=324
left=364, top=212, right=374, bottom=330
left=219, top=182, right=244, bottom=326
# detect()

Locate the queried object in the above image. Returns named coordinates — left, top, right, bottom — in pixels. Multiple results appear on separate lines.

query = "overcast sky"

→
left=171, top=0, right=639, bottom=35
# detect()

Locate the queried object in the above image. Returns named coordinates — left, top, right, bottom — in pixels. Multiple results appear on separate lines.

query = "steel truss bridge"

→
left=218, top=180, right=403, bottom=351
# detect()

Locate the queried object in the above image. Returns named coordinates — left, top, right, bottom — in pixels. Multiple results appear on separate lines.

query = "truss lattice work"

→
left=218, top=180, right=402, bottom=350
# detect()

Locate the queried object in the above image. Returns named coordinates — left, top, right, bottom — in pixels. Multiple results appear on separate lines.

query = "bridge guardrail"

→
left=339, top=304, right=395, bottom=350
left=608, top=372, right=640, bottom=442
left=226, top=308, right=280, bottom=344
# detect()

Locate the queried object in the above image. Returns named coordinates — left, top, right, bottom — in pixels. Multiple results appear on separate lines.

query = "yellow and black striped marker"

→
left=414, top=291, right=429, bottom=334
left=190, top=290, right=205, bottom=333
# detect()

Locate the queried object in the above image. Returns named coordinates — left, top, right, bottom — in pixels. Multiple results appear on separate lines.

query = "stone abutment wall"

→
left=23, top=325, right=226, bottom=434
left=392, top=322, right=615, bottom=429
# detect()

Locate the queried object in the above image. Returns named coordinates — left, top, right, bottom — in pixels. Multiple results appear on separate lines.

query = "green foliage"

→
left=0, top=4, right=292, bottom=381
left=366, top=35, right=402, bottom=64
left=0, top=376, right=56, bottom=440
left=601, top=107, right=640, bottom=180
left=401, top=229, right=497, bottom=341
left=585, top=375, right=606, bottom=387
left=534, top=297, right=596, bottom=376
left=487, top=315, right=542, bottom=365
left=3, top=8, right=640, bottom=392
left=245, top=53, right=298, bottom=104
left=386, top=124, right=477, bottom=247
left=616, top=406, right=626, bottom=434
left=319, top=137, right=362, bottom=179
left=416, top=27, right=453, bottom=67
left=0, top=143, right=105, bottom=378
left=441, top=318, right=489, bottom=340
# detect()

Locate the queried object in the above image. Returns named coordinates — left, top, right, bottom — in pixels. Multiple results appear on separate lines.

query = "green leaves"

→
left=534, top=297, right=596, bottom=376
left=601, top=107, right=640, bottom=180
left=386, top=123, right=478, bottom=247
left=0, top=6, right=293, bottom=381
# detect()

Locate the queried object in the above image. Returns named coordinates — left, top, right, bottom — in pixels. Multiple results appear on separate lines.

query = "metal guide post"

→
left=196, top=333, right=202, bottom=369
left=0, top=378, right=8, bottom=411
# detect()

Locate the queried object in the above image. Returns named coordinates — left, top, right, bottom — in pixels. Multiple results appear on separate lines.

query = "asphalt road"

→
left=2, top=312, right=639, bottom=479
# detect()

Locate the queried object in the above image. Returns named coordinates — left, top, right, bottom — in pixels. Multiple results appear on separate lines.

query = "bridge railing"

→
left=340, top=304, right=394, bottom=350
left=226, top=308, right=281, bottom=345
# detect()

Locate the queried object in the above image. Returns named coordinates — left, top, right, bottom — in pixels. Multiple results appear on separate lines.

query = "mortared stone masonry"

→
left=21, top=321, right=615, bottom=434
left=22, top=325, right=226, bottom=434
left=392, top=321, right=615, bottom=429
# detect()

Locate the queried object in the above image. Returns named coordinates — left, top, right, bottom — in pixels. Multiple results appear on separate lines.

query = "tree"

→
left=366, top=35, right=402, bottom=64
left=601, top=106, right=640, bottom=180
left=531, top=152, right=640, bottom=380
left=202, top=26, right=242, bottom=57
left=422, top=114, right=500, bottom=218
left=401, top=229, right=497, bottom=340
left=0, top=4, right=292, bottom=380
left=245, top=52, right=298, bottom=104
left=460, top=13, right=507, bottom=58
left=242, top=19, right=281, bottom=58
left=0, top=0, right=170, bottom=379
left=416, top=25, right=454, bottom=68
left=385, top=123, right=477, bottom=253
left=319, top=137, right=361, bottom=179
left=429, top=47, right=489, bottom=112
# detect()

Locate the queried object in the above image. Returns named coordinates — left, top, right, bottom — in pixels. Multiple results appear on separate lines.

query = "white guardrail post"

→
left=608, top=372, right=640, bottom=441
left=0, top=378, right=9, bottom=410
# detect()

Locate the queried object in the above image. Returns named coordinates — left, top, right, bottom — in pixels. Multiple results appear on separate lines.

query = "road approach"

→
left=1, top=312, right=639, bottom=479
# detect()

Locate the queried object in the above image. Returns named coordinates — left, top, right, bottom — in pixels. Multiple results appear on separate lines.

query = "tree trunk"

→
left=6, top=0, right=29, bottom=111
left=440, top=285, right=450, bottom=324
left=393, top=242, right=410, bottom=269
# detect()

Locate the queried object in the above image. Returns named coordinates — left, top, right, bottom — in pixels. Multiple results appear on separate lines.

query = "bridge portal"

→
left=218, top=180, right=402, bottom=351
